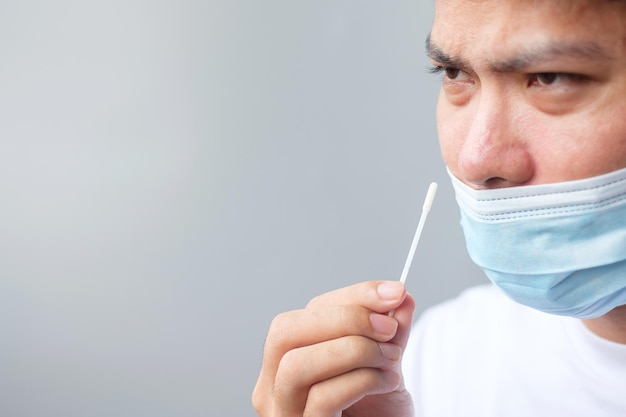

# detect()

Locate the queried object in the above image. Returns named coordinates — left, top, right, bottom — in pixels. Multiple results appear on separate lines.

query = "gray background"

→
left=0, top=1, right=485, bottom=416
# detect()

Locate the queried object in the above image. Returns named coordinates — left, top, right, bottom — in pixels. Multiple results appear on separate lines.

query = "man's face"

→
left=430, top=0, right=626, bottom=189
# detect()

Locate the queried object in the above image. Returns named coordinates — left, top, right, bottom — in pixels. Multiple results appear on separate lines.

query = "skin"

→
left=430, top=0, right=626, bottom=344
left=253, top=1, right=626, bottom=416
left=252, top=281, right=416, bottom=417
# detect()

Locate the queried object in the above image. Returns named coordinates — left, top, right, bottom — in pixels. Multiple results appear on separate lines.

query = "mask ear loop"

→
left=389, top=182, right=438, bottom=317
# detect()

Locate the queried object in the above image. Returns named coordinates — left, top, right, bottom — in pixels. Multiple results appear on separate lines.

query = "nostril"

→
left=457, top=143, right=535, bottom=189
left=483, top=176, right=521, bottom=189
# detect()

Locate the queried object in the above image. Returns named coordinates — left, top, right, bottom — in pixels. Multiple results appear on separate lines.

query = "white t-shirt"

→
left=402, top=284, right=626, bottom=417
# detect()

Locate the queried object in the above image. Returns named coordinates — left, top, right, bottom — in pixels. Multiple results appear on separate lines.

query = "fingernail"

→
left=370, top=313, right=398, bottom=337
left=378, top=343, right=402, bottom=361
left=377, top=282, right=404, bottom=300
left=384, top=369, right=402, bottom=390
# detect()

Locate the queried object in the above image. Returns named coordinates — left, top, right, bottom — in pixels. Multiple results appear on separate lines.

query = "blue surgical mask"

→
left=449, top=167, right=626, bottom=319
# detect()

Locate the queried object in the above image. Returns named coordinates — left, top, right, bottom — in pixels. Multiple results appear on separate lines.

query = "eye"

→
left=529, top=72, right=586, bottom=87
left=443, top=67, right=460, bottom=80
left=429, top=66, right=469, bottom=81
left=526, top=71, right=595, bottom=115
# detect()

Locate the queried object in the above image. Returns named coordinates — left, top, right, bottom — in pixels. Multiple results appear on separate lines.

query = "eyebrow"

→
left=425, top=35, right=469, bottom=69
left=425, top=34, right=614, bottom=72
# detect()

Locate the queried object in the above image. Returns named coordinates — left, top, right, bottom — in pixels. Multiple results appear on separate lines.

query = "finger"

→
left=272, top=336, right=402, bottom=417
left=389, top=293, right=416, bottom=349
left=267, top=305, right=399, bottom=351
left=275, top=336, right=401, bottom=399
left=306, top=281, right=407, bottom=313
left=303, top=367, right=402, bottom=417
left=253, top=281, right=408, bottom=416
left=254, top=306, right=399, bottom=409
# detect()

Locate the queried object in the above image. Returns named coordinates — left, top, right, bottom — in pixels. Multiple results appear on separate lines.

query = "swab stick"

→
left=399, top=182, right=438, bottom=284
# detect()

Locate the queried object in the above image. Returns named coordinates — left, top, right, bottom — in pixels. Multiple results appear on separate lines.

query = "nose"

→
left=455, top=92, right=534, bottom=189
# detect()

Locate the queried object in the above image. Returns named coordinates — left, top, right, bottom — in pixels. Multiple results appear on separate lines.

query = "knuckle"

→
left=343, top=334, right=368, bottom=358
left=351, top=306, right=376, bottom=335
left=305, top=293, right=324, bottom=309
left=277, top=348, right=298, bottom=375
left=304, top=381, right=344, bottom=417
left=324, top=335, right=375, bottom=366
left=266, top=311, right=296, bottom=348
left=356, top=367, right=400, bottom=396
left=346, top=334, right=379, bottom=362
left=274, top=349, right=305, bottom=392
left=303, top=390, right=330, bottom=417
left=251, top=385, right=270, bottom=416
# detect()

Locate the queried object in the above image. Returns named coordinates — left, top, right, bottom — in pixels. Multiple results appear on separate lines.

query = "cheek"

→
left=583, top=114, right=626, bottom=176
left=595, top=102, right=626, bottom=172
left=531, top=110, right=626, bottom=183
left=540, top=83, right=626, bottom=181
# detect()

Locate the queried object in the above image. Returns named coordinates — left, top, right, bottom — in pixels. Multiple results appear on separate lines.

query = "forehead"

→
left=430, top=0, right=626, bottom=65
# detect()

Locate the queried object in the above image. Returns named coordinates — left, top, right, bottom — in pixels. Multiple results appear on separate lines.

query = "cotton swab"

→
left=399, top=182, right=438, bottom=284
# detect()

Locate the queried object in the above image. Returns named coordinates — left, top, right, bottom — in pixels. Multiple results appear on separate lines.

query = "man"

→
left=252, top=0, right=626, bottom=416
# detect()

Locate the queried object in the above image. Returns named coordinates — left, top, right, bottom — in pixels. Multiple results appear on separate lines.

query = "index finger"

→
left=307, top=281, right=407, bottom=313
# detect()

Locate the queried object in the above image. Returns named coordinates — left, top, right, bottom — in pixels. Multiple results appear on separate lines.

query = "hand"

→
left=252, top=281, right=416, bottom=417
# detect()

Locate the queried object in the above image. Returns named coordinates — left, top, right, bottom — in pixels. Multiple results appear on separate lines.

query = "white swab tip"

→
left=422, top=182, right=438, bottom=212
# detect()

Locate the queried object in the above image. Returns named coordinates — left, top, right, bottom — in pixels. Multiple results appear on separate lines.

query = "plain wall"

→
left=0, top=1, right=486, bottom=416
